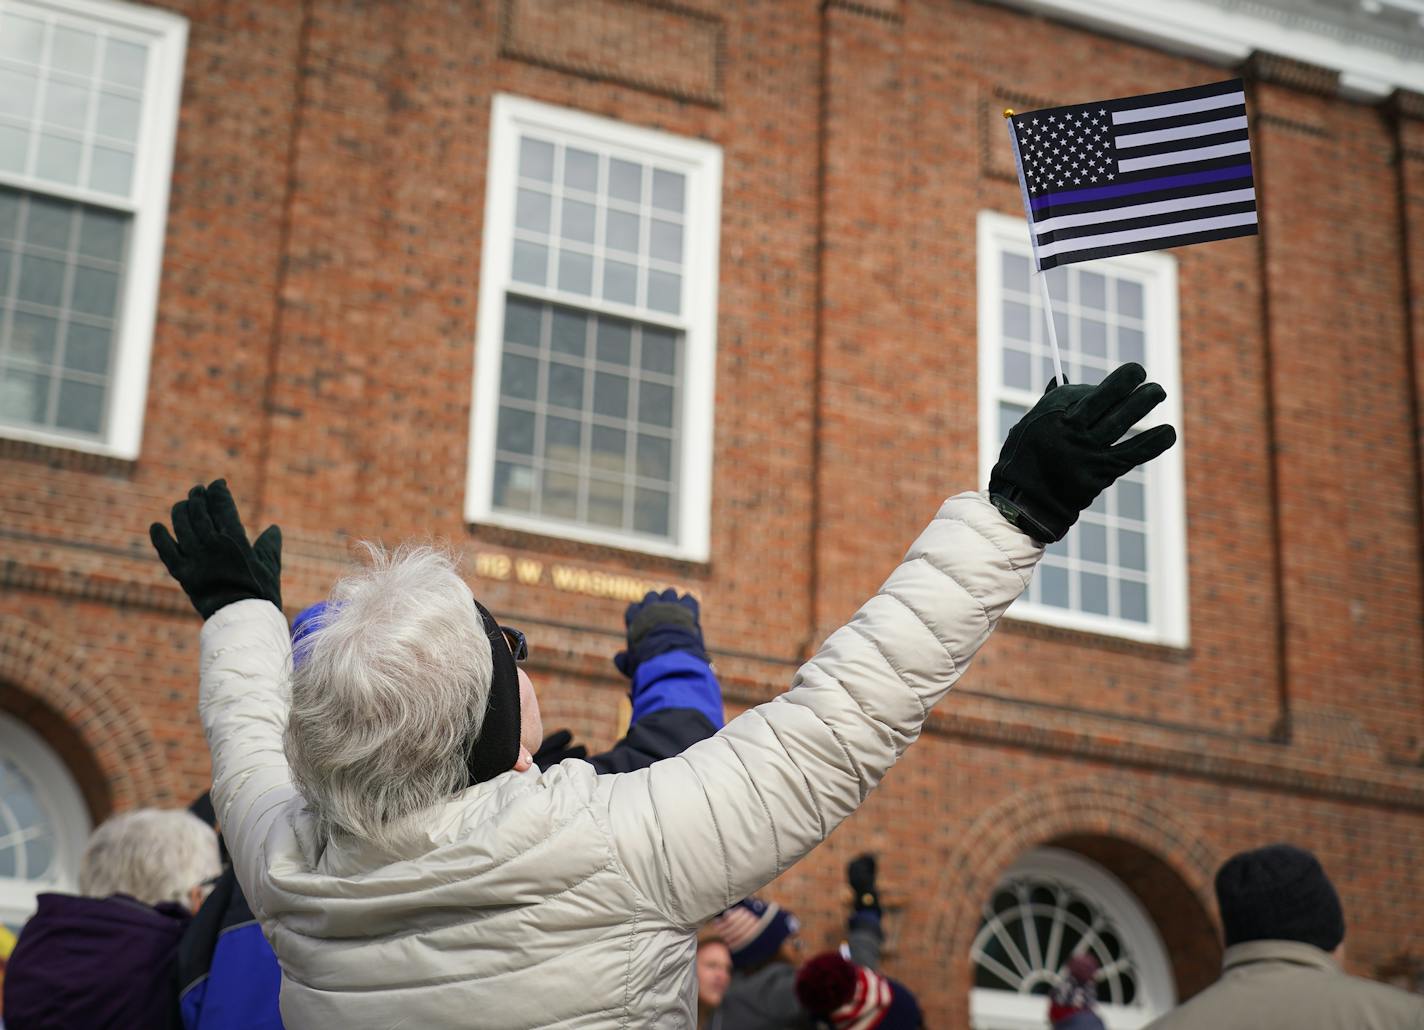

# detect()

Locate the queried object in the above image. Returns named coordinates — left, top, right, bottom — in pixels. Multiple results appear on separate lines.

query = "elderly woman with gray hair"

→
left=150, top=364, right=1175, bottom=1028
left=3, top=809, right=221, bottom=1028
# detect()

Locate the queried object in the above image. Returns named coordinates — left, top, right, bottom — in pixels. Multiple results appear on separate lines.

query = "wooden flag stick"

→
left=1004, top=109, right=1068, bottom=387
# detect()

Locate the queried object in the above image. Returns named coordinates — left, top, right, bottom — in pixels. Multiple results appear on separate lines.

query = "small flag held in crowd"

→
left=1008, top=78, right=1257, bottom=270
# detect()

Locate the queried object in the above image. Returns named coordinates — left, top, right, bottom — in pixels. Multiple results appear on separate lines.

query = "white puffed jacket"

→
left=198, top=491, right=1042, bottom=1029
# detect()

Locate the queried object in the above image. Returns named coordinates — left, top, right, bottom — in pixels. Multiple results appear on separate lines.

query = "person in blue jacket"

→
left=175, top=589, right=723, bottom=1030
left=534, top=588, right=725, bottom=773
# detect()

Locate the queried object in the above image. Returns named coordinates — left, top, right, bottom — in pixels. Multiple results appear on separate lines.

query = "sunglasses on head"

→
left=500, top=625, right=527, bottom=662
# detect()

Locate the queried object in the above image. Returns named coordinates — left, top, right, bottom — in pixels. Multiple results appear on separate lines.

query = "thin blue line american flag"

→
left=1008, top=79, right=1258, bottom=271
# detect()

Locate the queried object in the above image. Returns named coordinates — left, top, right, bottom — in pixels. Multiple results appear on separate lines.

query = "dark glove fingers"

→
left=565, top=745, right=588, bottom=761
left=1090, top=381, right=1167, bottom=445
left=679, top=591, right=700, bottom=624
left=205, top=479, right=249, bottom=543
left=1065, top=362, right=1146, bottom=426
left=627, top=605, right=697, bottom=650
left=149, top=523, right=184, bottom=574
left=533, top=729, right=576, bottom=771
left=625, top=591, right=660, bottom=628
left=1108, top=423, right=1178, bottom=471
left=613, top=650, right=631, bottom=678
left=539, top=729, right=574, bottom=754
left=657, top=587, right=678, bottom=604
left=170, top=496, right=197, bottom=549
left=185, top=484, right=220, bottom=543
left=848, top=853, right=877, bottom=892
left=252, top=525, right=283, bottom=575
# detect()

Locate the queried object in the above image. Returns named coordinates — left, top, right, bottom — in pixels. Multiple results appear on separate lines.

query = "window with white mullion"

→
left=504, top=280, right=687, bottom=334
left=969, top=848, right=1176, bottom=1030
left=575, top=311, right=594, bottom=526
left=471, top=95, right=719, bottom=559
left=0, top=0, right=184, bottom=457
left=621, top=323, right=641, bottom=529
left=978, top=210, right=1187, bottom=647
left=0, top=713, right=90, bottom=934
left=633, top=155, right=650, bottom=309
left=74, top=21, right=100, bottom=196
left=2, top=7, right=150, bottom=203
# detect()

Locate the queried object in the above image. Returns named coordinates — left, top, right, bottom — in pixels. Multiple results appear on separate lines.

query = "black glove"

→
left=613, top=589, right=707, bottom=679
left=533, top=729, right=589, bottom=771
left=848, top=853, right=880, bottom=913
left=989, top=362, right=1176, bottom=544
left=150, top=479, right=282, bottom=619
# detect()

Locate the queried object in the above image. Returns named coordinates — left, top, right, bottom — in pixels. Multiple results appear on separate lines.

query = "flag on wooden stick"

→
left=1007, top=78, right=1257, bottom=271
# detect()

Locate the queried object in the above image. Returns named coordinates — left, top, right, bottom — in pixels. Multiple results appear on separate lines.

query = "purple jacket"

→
left=3, top=892, right=189, bottom=1030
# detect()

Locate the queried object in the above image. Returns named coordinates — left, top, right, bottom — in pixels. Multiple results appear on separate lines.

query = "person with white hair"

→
left=77, top=809, right=222, bottom=913
left=150, top=363, right=1176, bottom=1028
left=2, top=809, right=220, bottom=1029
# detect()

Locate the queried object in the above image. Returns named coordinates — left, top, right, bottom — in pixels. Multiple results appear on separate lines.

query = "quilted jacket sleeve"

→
left=198, top=599, right=301, bottom=919
left=598, top=492, right=1041, bottom=926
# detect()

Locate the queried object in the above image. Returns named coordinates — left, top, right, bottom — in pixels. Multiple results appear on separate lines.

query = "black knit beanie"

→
left=465, top=599, right=522, bottom=785
left=1215, top=844, right=1345, bottom=952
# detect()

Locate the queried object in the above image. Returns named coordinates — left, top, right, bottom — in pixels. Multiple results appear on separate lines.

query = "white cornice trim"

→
left=992, top=0, right=1424, bottom=99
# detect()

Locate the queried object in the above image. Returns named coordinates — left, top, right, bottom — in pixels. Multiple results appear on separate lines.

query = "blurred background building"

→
left=1, top=0, right=1422, bottom=1024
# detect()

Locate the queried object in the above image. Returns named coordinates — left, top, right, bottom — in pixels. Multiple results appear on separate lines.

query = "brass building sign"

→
left=473, top=552, right=687, bottom=602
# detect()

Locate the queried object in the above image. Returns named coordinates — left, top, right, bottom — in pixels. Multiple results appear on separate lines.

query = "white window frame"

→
left=466, top=94, right=722, bottom=561
left=970, top=847, right=1177, bottom=1030
left=0, top=712, right=91, bottom=927
left=0, top=0, right=187, bottom=459
left=977, top=210, right=1189, bottom=648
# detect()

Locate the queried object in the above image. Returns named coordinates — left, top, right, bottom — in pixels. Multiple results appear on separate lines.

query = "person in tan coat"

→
left=1145, top=844, right=1424, bottom=1030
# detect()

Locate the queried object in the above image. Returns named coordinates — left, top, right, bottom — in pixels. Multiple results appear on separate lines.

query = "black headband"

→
left=466, top=599, right=522, bottom=785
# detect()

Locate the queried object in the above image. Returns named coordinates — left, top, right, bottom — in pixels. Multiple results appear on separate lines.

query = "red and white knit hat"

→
left=796, top=952, right=894, bottom=1030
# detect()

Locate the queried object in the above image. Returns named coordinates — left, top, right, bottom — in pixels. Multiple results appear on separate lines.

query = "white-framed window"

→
left=978, top=210, right=1188, bottom=647
left=970, top=847, right=1177, bottom=1030
left=467, top=94, right=722, bottom=561
left=0, top=0, right=187, bottom=459
left=0, top=712, right=90, bottom=934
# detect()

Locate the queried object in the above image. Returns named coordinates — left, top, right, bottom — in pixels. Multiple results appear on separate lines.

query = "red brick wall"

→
left=2, top=0, right=1423, bottom=1025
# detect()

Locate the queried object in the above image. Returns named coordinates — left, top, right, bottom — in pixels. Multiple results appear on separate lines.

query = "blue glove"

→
left=613, top=589, right=707, bottom=679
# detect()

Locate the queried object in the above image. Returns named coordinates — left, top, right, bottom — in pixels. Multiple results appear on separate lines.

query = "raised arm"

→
left=599, top=363, right=1177, bottom=926
left=599, top=491, right=1040, bottom=924
left=846, top=854, right=884, bottom=970
left=197, top=599, right=300, bottom=910
left=151, top=481, right=297, bottom=913
left=536, top=590, right=724, bottom=774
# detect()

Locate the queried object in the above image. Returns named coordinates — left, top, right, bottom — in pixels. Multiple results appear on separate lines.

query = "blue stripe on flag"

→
left=1029, top=163, right=1253, bottom=213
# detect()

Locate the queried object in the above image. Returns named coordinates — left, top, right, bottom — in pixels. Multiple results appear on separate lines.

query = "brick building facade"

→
left=1, top=0, right=1423, bottom=1025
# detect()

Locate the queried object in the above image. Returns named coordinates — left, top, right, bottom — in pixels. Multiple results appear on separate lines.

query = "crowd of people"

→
left=2, top=363, right=1421, bottom=1027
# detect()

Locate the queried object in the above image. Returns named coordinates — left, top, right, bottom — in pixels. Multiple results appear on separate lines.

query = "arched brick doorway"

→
left=913, top=778, right=1222, bottom=1027
left=0, top=614, right=176, bottom=817
left=968, top=846, right=1177, bottom=1028
left=1050, top=833, right=1221, bottom=1003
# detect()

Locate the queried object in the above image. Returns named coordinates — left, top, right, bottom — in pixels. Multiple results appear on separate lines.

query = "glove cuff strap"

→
left=989, top=492, right=1058, bottom=545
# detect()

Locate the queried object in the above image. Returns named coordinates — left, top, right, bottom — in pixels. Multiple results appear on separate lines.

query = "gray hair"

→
left=78, top=808, right=220, bottom=908
left=284, top=543, right=492, bottom=849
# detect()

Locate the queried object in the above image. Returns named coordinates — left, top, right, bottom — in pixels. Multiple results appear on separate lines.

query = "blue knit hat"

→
left=712, top=898, right=799, bottom=969
left=290, top=602, right=330, bottom=666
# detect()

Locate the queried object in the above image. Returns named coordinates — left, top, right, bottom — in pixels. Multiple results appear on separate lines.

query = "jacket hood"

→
left=262, top=763, right=593, bottom=942
left=2, top=892, right=188, bottom=1029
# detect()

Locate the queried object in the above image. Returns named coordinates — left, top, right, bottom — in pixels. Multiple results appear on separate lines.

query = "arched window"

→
left=970, top=847, right=1176, bottom=1030
left=0, top=713, right=90, bottom=935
